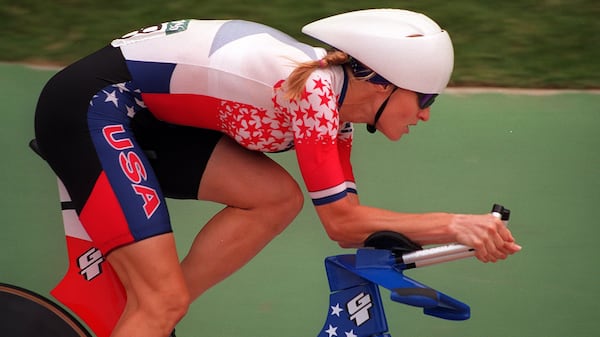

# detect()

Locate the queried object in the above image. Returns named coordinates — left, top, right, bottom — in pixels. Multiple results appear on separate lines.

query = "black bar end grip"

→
left=364, top=231, right=422, bottom=254
left=491, top=204, right=511, bottom=221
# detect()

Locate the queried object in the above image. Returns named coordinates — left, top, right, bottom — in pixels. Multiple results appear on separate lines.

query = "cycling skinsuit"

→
left=34, top=19, right=355, bottom=253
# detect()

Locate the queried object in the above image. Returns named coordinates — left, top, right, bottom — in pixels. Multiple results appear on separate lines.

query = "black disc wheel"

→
left=0, top=283, right=92, bottom=337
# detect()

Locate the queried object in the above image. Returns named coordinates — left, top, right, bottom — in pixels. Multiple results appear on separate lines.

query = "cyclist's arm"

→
left=314, top=199, right=521, bottom=262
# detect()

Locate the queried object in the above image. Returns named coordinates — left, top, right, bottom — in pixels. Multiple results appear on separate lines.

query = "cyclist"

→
left=34, top=9, right=521, bottom=337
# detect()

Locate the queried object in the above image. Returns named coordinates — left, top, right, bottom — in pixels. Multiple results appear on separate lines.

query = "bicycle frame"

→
left=318, top=249, right=470, bottom=337
left=317, top=204, right=510, bottom=337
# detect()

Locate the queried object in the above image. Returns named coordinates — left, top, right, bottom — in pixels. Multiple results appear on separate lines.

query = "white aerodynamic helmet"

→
left=302, top=9, right=454, bottom=94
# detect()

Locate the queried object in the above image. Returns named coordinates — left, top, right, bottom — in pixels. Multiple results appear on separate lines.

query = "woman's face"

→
left=374, top=87, right=431, bottom=141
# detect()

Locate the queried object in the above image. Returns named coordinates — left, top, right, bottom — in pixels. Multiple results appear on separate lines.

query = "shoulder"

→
left=303, top=67, right=345, bottom=105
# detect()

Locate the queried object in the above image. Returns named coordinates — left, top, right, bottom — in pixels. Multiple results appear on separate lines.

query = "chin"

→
left=384, top=132, right=404, bottom=141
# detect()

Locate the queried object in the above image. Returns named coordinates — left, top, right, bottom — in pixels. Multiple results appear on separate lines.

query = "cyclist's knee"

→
left=262, top=178, right=304, bottom=232
left=279, top=182, right=304, bottom=224
left=134, top=287, right=190, bottom=334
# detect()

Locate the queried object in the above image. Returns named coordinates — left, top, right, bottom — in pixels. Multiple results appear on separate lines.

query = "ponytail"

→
left=284, top=50, right=350, bottom=100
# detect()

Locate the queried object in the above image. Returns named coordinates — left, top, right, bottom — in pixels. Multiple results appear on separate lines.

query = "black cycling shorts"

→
left=34, top=45, right=223, bottom=253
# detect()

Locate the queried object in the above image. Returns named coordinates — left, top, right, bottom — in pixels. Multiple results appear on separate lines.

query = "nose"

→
left=418, top=107, right=430, bottom=122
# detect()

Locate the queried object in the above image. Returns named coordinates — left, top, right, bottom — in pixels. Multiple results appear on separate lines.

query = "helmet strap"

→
left=367, top=87, right=398, bottom=134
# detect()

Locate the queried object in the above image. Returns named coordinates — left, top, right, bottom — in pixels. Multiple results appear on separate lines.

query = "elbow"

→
left=337, top=241, right=359, bottom=249
left=323, top=221, right=345, bottom=242
left=322, top=220, right=363, bottom=248
left=316, top=197, right=365, bottom=247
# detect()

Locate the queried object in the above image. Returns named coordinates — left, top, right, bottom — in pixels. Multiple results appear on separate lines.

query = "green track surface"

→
left=1, top=63, right=599, bottom=336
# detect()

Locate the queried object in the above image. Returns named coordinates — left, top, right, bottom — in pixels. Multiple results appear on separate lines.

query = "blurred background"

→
left=1, top=1, right=599, bottom=337
left=1, top=0, right=599, bottom=88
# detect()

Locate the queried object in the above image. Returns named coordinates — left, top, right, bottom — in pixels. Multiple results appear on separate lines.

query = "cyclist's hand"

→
left=450, top=214, right=521, bottom=262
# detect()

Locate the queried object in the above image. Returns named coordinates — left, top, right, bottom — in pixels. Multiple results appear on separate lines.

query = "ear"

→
left=374, top=83, right=394, bottom=93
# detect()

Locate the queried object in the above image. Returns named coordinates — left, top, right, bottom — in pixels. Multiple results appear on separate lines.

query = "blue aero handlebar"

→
left=317, top=204, right=510, bottom=337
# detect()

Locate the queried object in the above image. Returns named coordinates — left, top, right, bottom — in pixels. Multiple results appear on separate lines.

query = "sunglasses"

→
left=367, top=90, right=438, bottom=134
left=417, top=93, right=438, bottom=109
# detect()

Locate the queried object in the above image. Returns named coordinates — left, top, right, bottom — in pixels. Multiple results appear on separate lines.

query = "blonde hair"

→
left=284, top=50, right=350, bottom=100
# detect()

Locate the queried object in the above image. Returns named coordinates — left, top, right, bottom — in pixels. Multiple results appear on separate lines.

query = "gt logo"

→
left=78, top=248, right=105, bottom=281
left=347, top=292, right=373, bottom=326
left=166, top=20, right=189, bottom=35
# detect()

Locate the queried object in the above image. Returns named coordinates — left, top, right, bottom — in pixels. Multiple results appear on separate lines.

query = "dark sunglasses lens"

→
left=417, top=93, right=437, bottom=109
